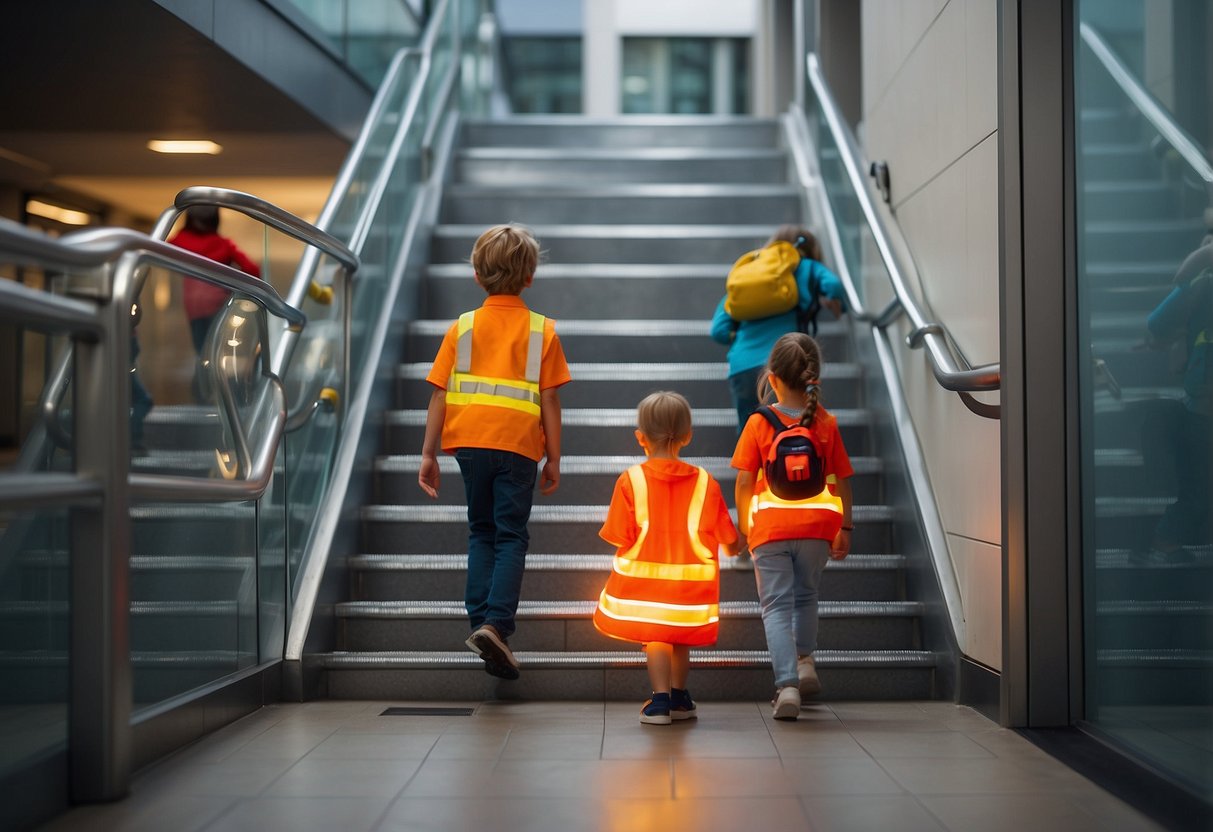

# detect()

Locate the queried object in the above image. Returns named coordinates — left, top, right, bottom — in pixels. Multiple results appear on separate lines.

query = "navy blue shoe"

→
left=670, top=687, right=697, bottom=720
left=640, top=692, right=672, bottom=725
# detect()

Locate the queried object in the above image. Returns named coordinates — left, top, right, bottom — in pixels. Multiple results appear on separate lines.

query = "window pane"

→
left=503, top=37, right=582, bottom=114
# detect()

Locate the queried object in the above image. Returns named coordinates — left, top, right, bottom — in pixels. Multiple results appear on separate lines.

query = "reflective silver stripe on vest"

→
left=453, top=379, right=540, bottom=405
left=455, top=311, right=475, bottom=374
left=525, top=313, right=543, bottom=383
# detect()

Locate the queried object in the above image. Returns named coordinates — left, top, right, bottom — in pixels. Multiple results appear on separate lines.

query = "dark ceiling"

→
left=0, top=0, right=352, bottom=184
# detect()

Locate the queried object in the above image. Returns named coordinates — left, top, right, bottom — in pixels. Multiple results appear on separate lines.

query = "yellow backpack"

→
left=724, top=240, right=801, bottom=321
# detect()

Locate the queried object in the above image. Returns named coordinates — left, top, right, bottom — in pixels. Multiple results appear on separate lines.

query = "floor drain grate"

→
left=380, top=706, right=474, bottom=716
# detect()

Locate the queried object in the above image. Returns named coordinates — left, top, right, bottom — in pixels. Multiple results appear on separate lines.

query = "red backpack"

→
left=756, top=406, right=826, bottom=500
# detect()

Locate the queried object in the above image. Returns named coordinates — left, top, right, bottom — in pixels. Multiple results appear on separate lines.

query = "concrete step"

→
left=359, top=503, right=895, bottom=555
left=372, top=454, right=884, bottom=506
left=431, top=225, right=777, bottom=264
left=394, top=361, right=864, bottom=411
left=460, top=117, right=781, bottom=149
left=420, top=264, right=727, bottom=320
left=440, top=184, right=801, bottom=225
left=405, top=318, right=852, bottom=365
left=337, top=599, right=921, bottom=653
left=453, top=148, right=788, bottom=186
left=310, top=649, right=938, bottom=701
left=382, top=407, right=874, bottom=459
left=347, top=552, right=906, bottom=603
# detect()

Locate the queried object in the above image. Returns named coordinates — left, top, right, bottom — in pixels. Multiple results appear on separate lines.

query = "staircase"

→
left=309, top=116, right=939, bottom=701
left=1078, top=36, right=1213, bottom=705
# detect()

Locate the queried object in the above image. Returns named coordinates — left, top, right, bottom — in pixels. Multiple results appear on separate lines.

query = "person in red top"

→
left=168, top=206, right=262, bottom=355
left=594, top=391, right=739, bottom=724
left=419, top=224, right=571, bottom=680
left=732, top=332, right=853, bottom=720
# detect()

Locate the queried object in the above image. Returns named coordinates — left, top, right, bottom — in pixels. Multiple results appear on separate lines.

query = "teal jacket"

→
left=710, top=258, right=845, bottom=377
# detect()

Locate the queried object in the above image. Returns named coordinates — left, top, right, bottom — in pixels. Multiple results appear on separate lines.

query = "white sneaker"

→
left=772, top=685, right=801, bottom=720
left=798, top=655, right=822, bottom=696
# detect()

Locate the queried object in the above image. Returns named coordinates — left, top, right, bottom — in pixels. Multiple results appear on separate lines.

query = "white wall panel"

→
left=860, top=0, right=1003, bottom=669
left=965, top=0, right=999, bottom=142
left=950, top=534, right=1002, bottom=667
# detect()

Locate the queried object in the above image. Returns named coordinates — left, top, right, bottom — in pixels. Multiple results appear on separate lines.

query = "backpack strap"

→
left=756, top=405, right=786, bottom=433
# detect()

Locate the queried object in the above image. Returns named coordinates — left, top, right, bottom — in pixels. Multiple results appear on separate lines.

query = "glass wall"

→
left=281, top=0, right=422, bottom=86
left=1075, top=0, right=1212, bottom=800
left=502, top=37, right=582, bottom=113
left=621, top=37, right=749, bottom=115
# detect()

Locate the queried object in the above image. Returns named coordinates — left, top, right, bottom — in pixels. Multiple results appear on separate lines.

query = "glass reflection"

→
left=1076, top=0, right=1212, bottom=799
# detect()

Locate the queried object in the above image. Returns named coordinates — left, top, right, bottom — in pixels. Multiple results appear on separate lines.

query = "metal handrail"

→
left=284, top=0, right=465, bottom=661
left=61, top=227, right=303, bottom=325
left=0, top=267, right=102, bottom=339
left=154, top=187, right=359, bottom=273
left=804, top=53, right=1001, bottom=417
left=1079, top=22, right=1213, bottom=188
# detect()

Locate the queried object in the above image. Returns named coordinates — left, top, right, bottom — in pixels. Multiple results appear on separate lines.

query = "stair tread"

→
left=312, top=649, right=938, bottom=669
left=398, top=361, right=862, bottom=380
left=361, top=503, right=896, bottom=523
left=375, top=454, right=883, bottom=476
left=385, top=407, right=873, bottom=427
left=335, top=599, right=923, bottom=619
left=445, top=183, right=799, bottom=196
left=347, top=552, right=906, bottom=571
left=427, top=263, right=730, bottom=278
left=434, top=224, right=781, bottom=238
left=458, top=148, right=785, bottom=161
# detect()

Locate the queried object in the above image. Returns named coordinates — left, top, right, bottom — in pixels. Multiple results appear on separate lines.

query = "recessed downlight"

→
left=25, top=199, right=91, bottom=226
left=147, top=139, right=223, bottom=155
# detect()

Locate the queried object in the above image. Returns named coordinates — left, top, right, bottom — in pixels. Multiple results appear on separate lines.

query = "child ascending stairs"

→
left=731, top=332, right=854, bottom=720
left=593, top=392, right=739, bottom=724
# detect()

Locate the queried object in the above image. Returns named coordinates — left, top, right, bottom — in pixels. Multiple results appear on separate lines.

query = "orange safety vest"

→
left=446, top=309, right=546, bottom=416
left=593, top=464, right=721, bottom=646
left=747, top=468, right=845, bottom=548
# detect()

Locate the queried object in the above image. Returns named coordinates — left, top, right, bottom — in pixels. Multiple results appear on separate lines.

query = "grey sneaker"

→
left=465, top=624, right=519, bottom=674
left=772, top=685, right=801, bottom=720
left=798, top=654, right=822, bottom=696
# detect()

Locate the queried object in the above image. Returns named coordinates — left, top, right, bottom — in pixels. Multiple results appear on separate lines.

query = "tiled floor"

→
left=40, top=700, right=1163, bottom=832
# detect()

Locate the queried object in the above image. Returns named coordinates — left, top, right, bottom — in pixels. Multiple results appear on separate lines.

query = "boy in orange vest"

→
left=419, top=224, right=571, bottom=679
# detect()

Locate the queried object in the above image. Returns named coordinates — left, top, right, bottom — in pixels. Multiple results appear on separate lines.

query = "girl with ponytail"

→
left=731, top=332, right=854, bottom=720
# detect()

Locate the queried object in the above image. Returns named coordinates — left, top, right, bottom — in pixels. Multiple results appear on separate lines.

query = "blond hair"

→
left=636, top=391, right=692, bottom=450
left=470, top=223, right=539, bottom=295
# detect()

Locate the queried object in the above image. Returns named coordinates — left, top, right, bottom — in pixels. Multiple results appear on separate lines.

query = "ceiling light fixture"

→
left=147, top=139, right=223, bottom=155
left=25, top=199, right=91, bottom=226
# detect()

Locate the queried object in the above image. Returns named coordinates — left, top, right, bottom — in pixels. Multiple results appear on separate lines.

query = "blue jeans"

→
left=728, top=366, right=763, bottom=433
left=455, top=447, right=537, bottom=639
left=751, top=538, right=830, bottom=688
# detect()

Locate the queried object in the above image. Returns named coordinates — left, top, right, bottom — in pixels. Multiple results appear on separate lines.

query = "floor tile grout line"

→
left=368, top=727, right=443, bottom=831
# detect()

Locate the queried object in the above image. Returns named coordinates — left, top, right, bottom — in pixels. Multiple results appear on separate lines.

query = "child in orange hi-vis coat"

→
left=593, top=391, right=740, bottom=725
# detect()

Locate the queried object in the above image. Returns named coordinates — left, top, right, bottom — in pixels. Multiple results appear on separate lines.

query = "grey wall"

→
left=153, top=0, right=373, bottom=141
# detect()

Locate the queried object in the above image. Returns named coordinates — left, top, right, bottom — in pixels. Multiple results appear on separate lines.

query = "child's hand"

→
left=822, top=297, right=844, bottom=319
left=539, top=459, right=560, bottom=495
left=829, top=528, right=851, bottom=559
left=418, top=456, right=440, bottom=499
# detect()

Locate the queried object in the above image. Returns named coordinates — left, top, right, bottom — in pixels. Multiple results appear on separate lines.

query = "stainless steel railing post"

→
left=68, top=257, right=133, bottom=801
